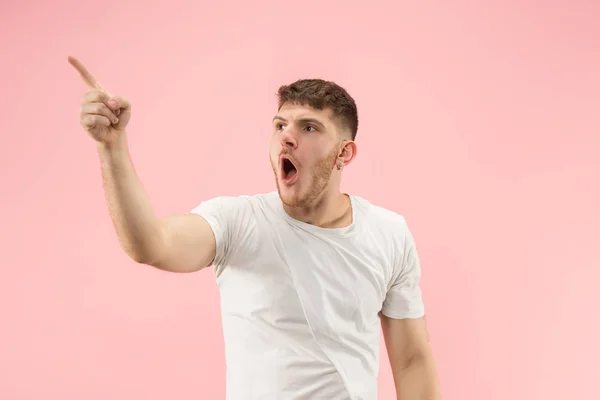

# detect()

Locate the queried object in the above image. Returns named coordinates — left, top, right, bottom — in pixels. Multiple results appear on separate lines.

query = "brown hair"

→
left=277, top=79, right=359, bottom=140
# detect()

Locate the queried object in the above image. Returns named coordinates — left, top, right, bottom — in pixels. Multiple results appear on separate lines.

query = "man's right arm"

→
left=97, top=136, right=216, bottom=273
left=69, top=56, right=215, bottom=273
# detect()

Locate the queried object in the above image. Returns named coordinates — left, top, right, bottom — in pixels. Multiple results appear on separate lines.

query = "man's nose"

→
left=280, top=126, right=298, bottom=149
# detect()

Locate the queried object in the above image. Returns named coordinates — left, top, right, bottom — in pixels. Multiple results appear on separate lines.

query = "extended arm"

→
left=70, top=56, right=216, bottom=273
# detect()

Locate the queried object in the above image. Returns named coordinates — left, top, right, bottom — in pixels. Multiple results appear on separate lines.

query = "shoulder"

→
left=190, top=191, right=279, bottom=215
left=189, top=192, right=279, bottom=269
left=351, top=195, right=417, bottom=261
left=351, top=194, right=409, bottom=234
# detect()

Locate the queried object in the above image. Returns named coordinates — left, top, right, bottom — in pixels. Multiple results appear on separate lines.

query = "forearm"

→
left=97, top=133, right=164, bottom=263
left=394, top=355, right=440, bottom=400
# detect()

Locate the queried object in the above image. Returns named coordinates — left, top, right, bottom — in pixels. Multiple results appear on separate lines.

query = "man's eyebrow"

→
left=298, top=118, right=326, bottom=128
left=272, top=116, right=326, bottom=128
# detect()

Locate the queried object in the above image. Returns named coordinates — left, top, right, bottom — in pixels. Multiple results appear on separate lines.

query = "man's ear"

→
left=338, top=140, right=358, bottom=168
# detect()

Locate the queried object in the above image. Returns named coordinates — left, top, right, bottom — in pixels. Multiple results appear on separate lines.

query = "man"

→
left=68, top=55, right=441, bottom=399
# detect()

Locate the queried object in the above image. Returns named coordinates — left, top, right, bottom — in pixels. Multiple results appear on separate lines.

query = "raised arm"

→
left=69, top=56, right=215, bottom=273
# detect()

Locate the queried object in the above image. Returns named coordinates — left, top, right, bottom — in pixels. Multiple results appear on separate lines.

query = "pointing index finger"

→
left=68, top=56, right=107, bottom=91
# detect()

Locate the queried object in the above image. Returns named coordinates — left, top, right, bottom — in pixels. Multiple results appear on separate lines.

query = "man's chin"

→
left=277, top=186, right=302, bottom=208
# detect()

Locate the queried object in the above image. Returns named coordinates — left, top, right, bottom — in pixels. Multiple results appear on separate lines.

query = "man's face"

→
left=269, top=102, right=342, bottom=208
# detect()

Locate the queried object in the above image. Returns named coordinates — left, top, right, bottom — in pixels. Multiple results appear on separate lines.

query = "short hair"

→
left=277, top=79, right=359, bottom=140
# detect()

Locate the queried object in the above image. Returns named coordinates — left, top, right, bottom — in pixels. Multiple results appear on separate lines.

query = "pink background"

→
left=1, top=1, right=599, bottom=399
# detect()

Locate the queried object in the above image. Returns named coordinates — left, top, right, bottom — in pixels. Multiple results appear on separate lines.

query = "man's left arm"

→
left=381, top=314, right=441, bottom=399
left=381, top=217, right=441, bottom=399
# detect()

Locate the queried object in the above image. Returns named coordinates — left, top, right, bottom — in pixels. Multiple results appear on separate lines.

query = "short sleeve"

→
left=381, top=220, right=425, bottom=319
left=189, top=196, right=255, bottom=271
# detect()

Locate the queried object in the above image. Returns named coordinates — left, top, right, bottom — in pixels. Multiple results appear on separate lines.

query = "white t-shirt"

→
left=190, top=191, right=425, bottom=400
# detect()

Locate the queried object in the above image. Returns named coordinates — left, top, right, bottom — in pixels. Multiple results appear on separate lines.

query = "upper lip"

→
left=280, top=153, right=297, bottom=168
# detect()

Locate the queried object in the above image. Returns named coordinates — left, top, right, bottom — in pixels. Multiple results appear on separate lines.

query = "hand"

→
left=68, top=56, right=131, bottom=146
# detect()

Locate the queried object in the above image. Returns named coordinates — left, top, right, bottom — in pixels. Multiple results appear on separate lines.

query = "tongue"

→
left=286, top=168, right=297, bottom=180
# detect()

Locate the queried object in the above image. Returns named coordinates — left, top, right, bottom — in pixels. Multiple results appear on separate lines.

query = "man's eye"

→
left=305, top=126, right=317, bottom=132
left=276, top=123, right=285, bottom=130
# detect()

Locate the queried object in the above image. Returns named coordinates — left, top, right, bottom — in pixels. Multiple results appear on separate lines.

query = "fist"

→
left=68, top=56, right=131, bottom=145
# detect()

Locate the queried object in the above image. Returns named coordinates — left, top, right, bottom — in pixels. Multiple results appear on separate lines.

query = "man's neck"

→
left=283, top=192, right=353, bottom=229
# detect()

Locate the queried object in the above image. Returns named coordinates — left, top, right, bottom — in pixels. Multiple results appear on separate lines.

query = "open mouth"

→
left=280, top=156, right=298, bottom=183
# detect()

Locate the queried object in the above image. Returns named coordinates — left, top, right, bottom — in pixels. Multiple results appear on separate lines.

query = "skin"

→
left=68, top=56, right=441, bottom=399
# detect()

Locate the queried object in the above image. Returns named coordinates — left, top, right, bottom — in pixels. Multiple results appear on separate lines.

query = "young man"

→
left=68, top=56, right=441, bottom=399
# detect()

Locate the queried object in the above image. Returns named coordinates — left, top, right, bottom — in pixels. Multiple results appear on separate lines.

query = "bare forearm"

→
left=394, top=356, right=441, bottom=400
left=97, top=134, right=164, bottom=263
